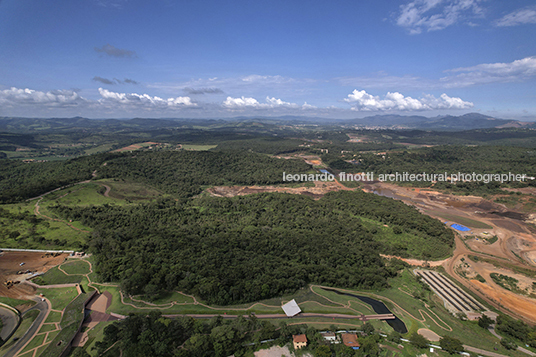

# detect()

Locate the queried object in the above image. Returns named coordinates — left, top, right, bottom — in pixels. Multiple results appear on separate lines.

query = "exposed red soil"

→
left=0, top=251, right=68, bottom=299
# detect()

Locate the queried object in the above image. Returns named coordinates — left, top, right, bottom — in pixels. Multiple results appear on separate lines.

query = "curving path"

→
left=0, top=306, right=19, bottom=341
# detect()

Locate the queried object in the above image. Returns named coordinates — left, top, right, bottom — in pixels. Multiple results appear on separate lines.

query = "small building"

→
left=341, top=333, right=360, bottom=350
left=293, top=334, right=307, bottom=349
left=320, top=331, right=337, bottom=343
left=281, top=299, right=301, bottom=317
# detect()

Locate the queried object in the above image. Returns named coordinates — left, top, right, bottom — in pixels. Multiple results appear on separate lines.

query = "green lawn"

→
left=38, top=323, right=58, bottom=333
left=0, top=296, right=35, bottom=309
left=33, top=266, right=83, bottom=285
left=45, top=330, right=59, bottom=344
left=19, top=332, right=46, bottom=355
left=37, top=287, right=78, bottom=311
left=61, top=260, right=91, bottom=275
left=44, top=311, right=62, bottom=324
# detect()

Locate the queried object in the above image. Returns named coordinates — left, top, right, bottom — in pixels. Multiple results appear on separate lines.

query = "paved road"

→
left=0, top=306, right=19, bottom=341
left=3, top=297, right=49, bottom=357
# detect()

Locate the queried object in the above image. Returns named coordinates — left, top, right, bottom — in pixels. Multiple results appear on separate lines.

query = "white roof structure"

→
left=282, top=299, right=301, bottom=317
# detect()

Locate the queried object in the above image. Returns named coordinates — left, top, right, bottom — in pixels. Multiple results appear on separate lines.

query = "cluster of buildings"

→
left=292, top=331, right=360, bottom=350
left=283, top=299, right=361, bottom=351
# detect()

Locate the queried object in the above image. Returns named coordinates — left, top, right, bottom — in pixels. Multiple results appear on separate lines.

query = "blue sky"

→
left=1, top=0, right=535, bottom=119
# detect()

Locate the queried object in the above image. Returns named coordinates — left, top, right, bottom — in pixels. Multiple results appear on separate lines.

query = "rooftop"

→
left=341, top=333, right=360, bottom=348
left=293, top=334, right=307, bottom=343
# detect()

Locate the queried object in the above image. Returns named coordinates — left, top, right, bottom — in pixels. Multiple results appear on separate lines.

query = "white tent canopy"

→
left=282, top=299, right=301, bottom=317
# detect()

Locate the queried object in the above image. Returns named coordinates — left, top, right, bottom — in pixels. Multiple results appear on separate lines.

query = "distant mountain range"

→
left=345, top=113, right=535, bottom=130
left=0, top=113, right=534, bottom=132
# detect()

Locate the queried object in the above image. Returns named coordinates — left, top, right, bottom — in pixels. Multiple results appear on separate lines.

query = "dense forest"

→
left=96, top=150, right=310, bottom=197
left=356, top=146, right=536, bottom=175
left=52, top=191, right=453, bottom=305
left=0, top=150, right=310, bottom=203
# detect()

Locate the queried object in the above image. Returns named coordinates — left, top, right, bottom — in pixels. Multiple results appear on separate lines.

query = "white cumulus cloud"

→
left=0, top=87, right=86, bottom=107
left=223, top=96, right=300, bottom=110
left=344, top=89, right=473, bottom=111
left=98, top=88, right=195, bottom=108
left=396, top=0, right=484, bottom=34
left=495, top=6, right=536, bottom=27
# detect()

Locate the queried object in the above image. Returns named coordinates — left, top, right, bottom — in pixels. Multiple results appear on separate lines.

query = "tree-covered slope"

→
left=52, top=191, right=453, bottom=305
left=0, top=150, right=311, bottom=203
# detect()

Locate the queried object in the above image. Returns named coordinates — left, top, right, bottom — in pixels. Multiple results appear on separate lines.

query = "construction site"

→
left=0, top=251, right=69, bottom=299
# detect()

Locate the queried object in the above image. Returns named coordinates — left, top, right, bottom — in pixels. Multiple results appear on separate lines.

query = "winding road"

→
left=3, top=297, right=49, bottom=357
left=0, top=305, right=18, bottom=341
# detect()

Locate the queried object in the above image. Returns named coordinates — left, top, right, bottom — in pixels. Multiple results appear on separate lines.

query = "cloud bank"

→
left=0, top=87, right=86, bottom=107
left=442, top=56, right=536, bottom=87
left=98, top=88, right=195, bottom=108
left=344, top=89, right=473, bottom=111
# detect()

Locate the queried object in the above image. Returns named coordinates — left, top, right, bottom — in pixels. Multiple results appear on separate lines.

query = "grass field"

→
left=38, top=323, right=58, bottom=333
left=181, top=144, right=218, bottom=151
left=98, top=179, right=164, bottom=201
left=0, top=296, right=35, bottom=309
left=41, top=183, right=119, bottom=207
left=45, top=330, right=59, bottom=344
left=84, top=143, right=114, bottom=155
left=0, top=201, right=88, bottom=250
left=359, top=217, right=452, bottom=259
left=431, top=211, right=493, bottom=229
left=19, top=332, right=46, bottom=355
left=44, top=310, right=62, bottom=324
left=61, top=260, right=91, bottom=275
left=33, top=266, right=83, bottom=285
left=37, top=287, right=78, bottom=311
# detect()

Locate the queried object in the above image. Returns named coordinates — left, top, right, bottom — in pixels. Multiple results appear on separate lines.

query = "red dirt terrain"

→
left=0, top=251, right=68, bottom=299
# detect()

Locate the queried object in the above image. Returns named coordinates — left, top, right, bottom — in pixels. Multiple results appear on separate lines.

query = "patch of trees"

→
left=496, top=314, right=536, bottom=348
left=0, top=155, right=104, bottom=203
left=52, top=191, right=452, bottom=305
